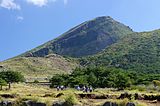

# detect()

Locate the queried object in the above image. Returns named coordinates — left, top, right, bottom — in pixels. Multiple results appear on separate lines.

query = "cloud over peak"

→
left=0, top=0, right=20, bottom=10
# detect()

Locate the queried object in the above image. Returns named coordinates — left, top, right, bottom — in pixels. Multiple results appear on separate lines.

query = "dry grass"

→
left=0, top=57, right=78, bottom=81
left=0, top=84, right=158, bottom=106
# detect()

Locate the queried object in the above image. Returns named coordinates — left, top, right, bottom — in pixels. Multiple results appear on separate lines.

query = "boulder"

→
left=52, top=101, right=65, bottom=106
left=0, top=101, right=13, bottom=106
left=24, top=100, right=46, bottom=106
left=118, top=92, right=132, bottom=100
left=0, top=94, right=17, bottom=98
left=103, top=102, right=118, bottom=106
left=126, top=102, right=135, bottom=106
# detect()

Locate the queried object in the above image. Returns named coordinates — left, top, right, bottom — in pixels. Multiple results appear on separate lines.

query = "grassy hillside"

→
left=80, top=29, right=160, bottom=73
left=0, top=54, right=78, bottom=79
left=21, top=16, right=133, bottom=57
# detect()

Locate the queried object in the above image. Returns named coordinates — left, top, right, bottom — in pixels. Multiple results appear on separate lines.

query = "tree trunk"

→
left=8, top=82, right=11, bottom=89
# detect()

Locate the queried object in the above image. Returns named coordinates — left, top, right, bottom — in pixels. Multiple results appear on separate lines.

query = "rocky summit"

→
left=22, top=16, right=133, bottom=57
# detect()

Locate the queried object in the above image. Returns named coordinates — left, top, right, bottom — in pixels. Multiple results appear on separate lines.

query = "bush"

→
left=64, top=94, right=78, bottom=106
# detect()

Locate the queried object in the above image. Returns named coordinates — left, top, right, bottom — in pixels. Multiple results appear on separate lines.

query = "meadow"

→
left=0, top=83, right=159, bottom=106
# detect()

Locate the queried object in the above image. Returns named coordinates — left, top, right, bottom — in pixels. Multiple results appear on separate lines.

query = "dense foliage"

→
left=80, top=30, right=160, bottom=73
left=0, top=68, right=25, bottom=89
left=50, top=67, right=160, bottom=89
left=0, top=71, right=25, bottom=83
left=0, top=78, right=7, bottom=90
left=0, top=68, right=24, bottom=82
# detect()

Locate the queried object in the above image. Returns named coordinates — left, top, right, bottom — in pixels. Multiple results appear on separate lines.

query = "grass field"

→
left=0, top=83, right=159, bottom=106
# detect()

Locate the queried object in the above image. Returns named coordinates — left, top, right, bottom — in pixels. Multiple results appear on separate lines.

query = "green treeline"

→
left=50, top=67, right=160, bottom=89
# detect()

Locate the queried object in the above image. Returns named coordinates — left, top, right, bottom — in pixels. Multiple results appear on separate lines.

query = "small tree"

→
left=50, top=75, right=64, bottom=88
left=0, top=71, right=25, bottom=89
left=0, top=78, right=7, bottom=90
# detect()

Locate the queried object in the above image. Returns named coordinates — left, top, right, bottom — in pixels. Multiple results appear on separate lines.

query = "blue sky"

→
left=1, top=0, right=160, bottom=61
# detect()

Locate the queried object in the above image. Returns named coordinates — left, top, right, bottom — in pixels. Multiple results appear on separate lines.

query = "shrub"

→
left=117, top=98, right=129, bottom=106
left=64, top=94, right=78, bottom=106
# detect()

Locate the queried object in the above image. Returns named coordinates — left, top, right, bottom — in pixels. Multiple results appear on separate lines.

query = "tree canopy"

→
left=50, top=67, right=160, bottom=89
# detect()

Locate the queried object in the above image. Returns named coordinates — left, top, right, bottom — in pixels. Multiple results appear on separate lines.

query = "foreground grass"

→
left=0, top=83, right=158, bottom=106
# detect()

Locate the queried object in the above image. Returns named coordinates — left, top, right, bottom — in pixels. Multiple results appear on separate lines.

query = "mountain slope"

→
left=80, top=29, right=160, bottom=73
left=22, top=16, right=133, bottom=57
left=0, top=54, right=78, bottom=79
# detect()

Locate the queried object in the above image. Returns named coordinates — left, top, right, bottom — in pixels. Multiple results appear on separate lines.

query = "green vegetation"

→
left=50, top=67, right=160, bottom=89
left=64, top=94, right=79, bottom=106
left=0, top=71, right=25, bottom=83
left=0, top=68, right=24, bottom=89
left=0, top=78, right=7, bottom=90
left=80, top=29, right=160, bottom=73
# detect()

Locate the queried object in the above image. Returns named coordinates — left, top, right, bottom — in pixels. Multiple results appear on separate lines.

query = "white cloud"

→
left=0, top=0, right=69, bottom=10
left=26, top=0, right=67, bottom=7
left=17, top=16, right=24, bottom=21
left=26, top=0, right=49, bottom=7
left=0, top=0, right=20, bottom=10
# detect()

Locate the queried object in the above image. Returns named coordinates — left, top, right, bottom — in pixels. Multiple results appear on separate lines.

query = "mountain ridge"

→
left=21, top=16, right=133, bottom=57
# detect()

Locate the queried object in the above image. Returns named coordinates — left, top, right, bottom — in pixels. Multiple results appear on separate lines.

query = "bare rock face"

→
left=22, top=16, right=133, bottom=58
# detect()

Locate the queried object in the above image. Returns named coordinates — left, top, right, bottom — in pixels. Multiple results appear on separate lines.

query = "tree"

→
left=0, top=71, right=24, bottom=83
left=0, top=78, right=7, bottom=90
left=50, top=75, right=65, bottom=88
left=0, top=71, right=25, bottom=89
left=115, top=72, right=131, bottom=90
left=88, top=72, right=97, bottom=87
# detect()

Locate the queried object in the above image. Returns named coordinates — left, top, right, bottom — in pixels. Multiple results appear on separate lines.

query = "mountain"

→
left=21, top=16, right=133, bottom=57
left=0, top=16, right=134, bottom=79
left=80, top=29, right=160, bottom=73
left=3, top=16, right=160, bottom=78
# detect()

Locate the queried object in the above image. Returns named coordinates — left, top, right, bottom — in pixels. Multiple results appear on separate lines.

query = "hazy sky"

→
left=1, top=0, right=160, bottom=61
